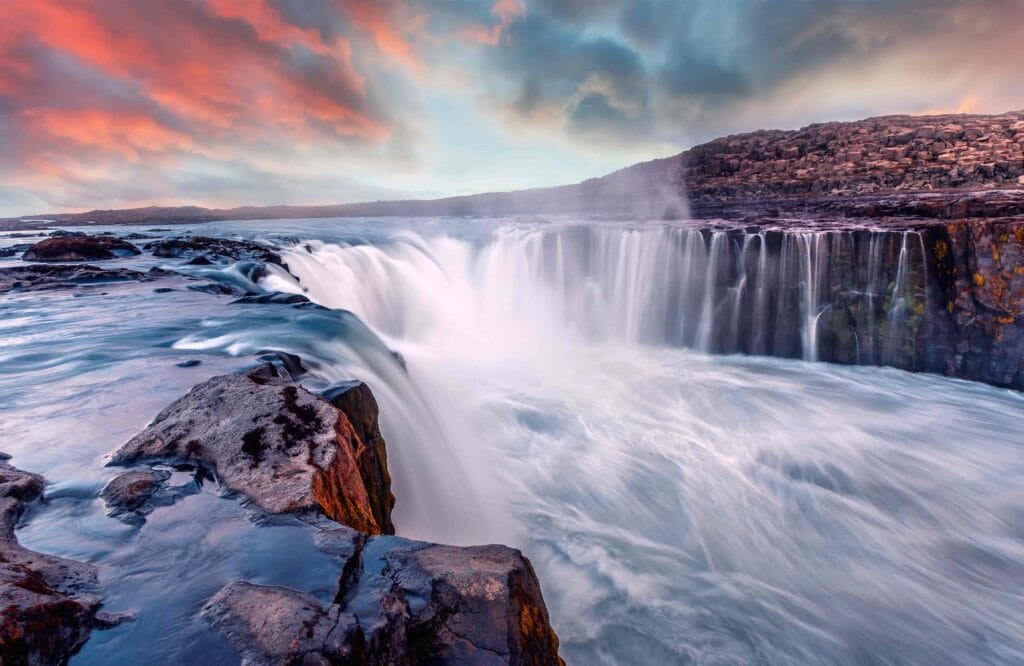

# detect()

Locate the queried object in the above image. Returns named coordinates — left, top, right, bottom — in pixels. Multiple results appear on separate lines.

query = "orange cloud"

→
left=23, top=108, right=195, bottom=160
left=0, top=0, right=390, bottom=158
left=340, top=0, right=425, bottom=74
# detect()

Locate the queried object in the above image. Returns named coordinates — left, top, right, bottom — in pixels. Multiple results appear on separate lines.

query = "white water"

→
left=261, top=221, right=1024, bottom=664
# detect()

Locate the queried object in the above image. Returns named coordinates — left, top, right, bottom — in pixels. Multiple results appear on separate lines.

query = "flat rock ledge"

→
left=203, top=526, right=564, bottom=666
left=108, top=364, right=394, bottom=534
left=0, top=456, right=104, bottom=665
left=0, top=264, right=174, bottom=294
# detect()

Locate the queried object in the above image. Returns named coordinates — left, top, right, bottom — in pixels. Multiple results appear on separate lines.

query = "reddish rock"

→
left=321, top=381, right=395, bottom=535
left=108, top=364, right=394, bottom=534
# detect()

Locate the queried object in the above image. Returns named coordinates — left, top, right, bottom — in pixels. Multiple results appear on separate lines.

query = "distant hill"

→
left=4, top=110, right=1024, bottom=229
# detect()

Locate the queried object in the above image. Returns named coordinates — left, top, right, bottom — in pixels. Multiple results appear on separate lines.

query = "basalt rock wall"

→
left=687, top=217, right=1024, bottom=389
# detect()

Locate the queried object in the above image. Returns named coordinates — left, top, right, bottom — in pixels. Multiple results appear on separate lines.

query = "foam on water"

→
left=275, top=222, right=1024, bottom=664
left=1, top=218, right=1021, bottom=664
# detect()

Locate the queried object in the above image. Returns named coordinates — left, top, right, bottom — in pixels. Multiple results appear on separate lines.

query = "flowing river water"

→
left=1, top=217, right=1022, bottom=664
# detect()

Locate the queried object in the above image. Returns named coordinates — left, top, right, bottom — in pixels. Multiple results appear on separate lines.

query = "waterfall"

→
left=268, top=222, right=932, bottom=371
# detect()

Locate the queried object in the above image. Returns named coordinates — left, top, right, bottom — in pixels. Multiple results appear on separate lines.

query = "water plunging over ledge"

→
left=270, top=222, right=943, bottom=370
left=1, top=217, right=1022, bottom=665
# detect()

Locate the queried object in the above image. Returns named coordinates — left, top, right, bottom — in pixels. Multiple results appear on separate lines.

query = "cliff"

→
left=633, top=109, right=1024, bottom=202
left=5, top=110, right=1024, bottom=229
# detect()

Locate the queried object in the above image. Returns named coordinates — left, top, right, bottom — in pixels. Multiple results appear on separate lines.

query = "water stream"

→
left=1, top=217, right=1021, bottom=664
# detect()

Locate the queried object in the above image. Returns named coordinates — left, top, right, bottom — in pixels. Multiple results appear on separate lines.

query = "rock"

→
left=0, top=264, right=160, bottom=294
left=321, top=381, right=395, bottom=535
left=93, top=610, right=136, bottom=628
left=145, top=236, right=283, bottom=266
left=176, top=359, right=202, bottom=368
left=99, top=469, right=185, bottom=525
left=187, top=282, right=239, bottom=296
left=22, top=235, right=140, bottom=262
left=253, top=350, right=307, bottom=380
left=204, top=526, right=564, bottom=666
left=202, top=582, right=333, bottom=665
left=230, top=291, right=312, bottom=306
left=0, top=456, right=104, bottom=664
left=108, top=365, right=394, bottom=534
left=574, top=110, right=1024, bottom=218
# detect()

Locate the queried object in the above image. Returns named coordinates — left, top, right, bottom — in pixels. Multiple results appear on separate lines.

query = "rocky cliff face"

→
left=680, top=111, right=1024, bottom=200
left=662, top=216, right=1024, bottom=389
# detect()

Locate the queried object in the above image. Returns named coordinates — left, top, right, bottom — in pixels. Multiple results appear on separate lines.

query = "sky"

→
left=1, top=0, right=1022, bottom=217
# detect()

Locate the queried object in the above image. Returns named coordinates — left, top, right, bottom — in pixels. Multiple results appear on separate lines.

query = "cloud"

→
left=471, top=0, right=1024, bottom=149
left=1, top=0, right=1023, bottom=216
left=0, top=0, right=423, bottom=215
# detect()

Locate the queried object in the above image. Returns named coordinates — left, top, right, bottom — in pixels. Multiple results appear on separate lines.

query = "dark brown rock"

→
left=0, top=457, right=103, bottom=665
left=0, top=264, right=167, bottom=294
left=99, top=469, right=185, bottom=526
left=203, top=526, right=564, bottom=666
left=22, top=235, right=140, bottom=262
left=145, top=236, right=283, bottom=266
left=108, top=365, right=393, bottom=534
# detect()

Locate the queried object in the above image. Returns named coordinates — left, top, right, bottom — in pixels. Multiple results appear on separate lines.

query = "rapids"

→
left=1, top=217, right=1022, bottom=665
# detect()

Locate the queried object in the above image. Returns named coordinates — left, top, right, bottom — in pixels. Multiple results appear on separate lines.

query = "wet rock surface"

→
left=230, top=291, right=314, bottom=306
left=21, top=235, right=140, bottom=262
left=108, top=364, right=394, bottom=534
left=254, top=350, right=308, bottom=380
left=107, top=364, right=561, bottom=664
left=0, top=456, right=104, bottom=665
left=0, top=264, right=172, bottom=294
left=203, top=526, right=563, bottom=666
left=145, top=236, right=284, bottom=266
left=99, top=469, right=191, bottom=526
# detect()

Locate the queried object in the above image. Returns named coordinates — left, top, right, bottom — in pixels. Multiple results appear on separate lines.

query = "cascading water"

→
left=2, top=218, right=1021, bottom=665
left=253, top=219, right=1023, bottom=664
left=268, top=222, right=933, bottom=365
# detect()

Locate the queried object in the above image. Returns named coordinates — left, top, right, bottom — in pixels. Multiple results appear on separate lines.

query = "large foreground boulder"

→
left=22, top=235, right=140, bottom=262
left=203, top=526, right=564, bottom=666
left=0, top=456, right=103, bottom=664
left=108, top=364, right=394, bottom=534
